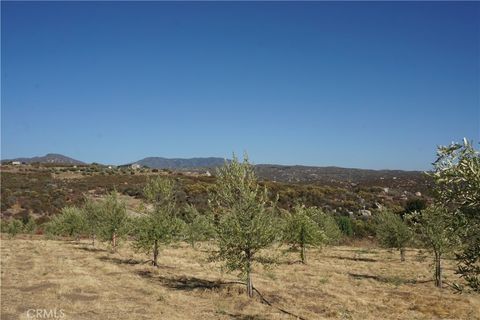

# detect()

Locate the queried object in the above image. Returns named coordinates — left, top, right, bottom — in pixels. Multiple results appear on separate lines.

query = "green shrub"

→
left=336, top=216, right=353, bottom=237
left=5, top=219, right=23, bottom=238
left=352, top=219, right=376, bottom=238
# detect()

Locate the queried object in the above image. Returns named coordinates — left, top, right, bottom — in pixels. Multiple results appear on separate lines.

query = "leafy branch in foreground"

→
left=430, top=139, right=480, bottom=292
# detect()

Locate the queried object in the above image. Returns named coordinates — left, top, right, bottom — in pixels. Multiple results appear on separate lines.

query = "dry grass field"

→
left=1, top=236, right=479, bottom=320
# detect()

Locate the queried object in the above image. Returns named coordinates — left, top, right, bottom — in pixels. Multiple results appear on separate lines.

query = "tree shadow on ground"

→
left=348, top=273, right=431, bottom=285
left=75, top=246, right=108, bottom=253
left=324, top=255, right=377, bottom=262
left=136, top=271, right=224, bottom=291
left=99, top=256, right=147, bottom=265
left=224, top=313, right=267, bottom=320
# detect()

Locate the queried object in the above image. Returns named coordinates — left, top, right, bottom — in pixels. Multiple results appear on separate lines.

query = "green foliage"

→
left=181, top=204, right=215, bottom=248
left=408, top=205, right=460, bottom=287
left=456, top=236, right=480, bottom=292
left=431, top=139, right=480, bottom=213
left=209, top=154, right=277, bottom=297
left=375, top=211, right=412, bottom=261
left=310, top=209, right=342, bottom=245
left=82, top=199, right=103, bottom=245
left=132, top=177, right=185, bottom=266
left=283, top=205, right=326, bottom=263
left=5, top=219, right=23, bottom=238
left=97, top=192, right=129, bottom=248
left=404, top=198, right=427, bottom=213
left=23, top=216, right=37, bottom=235
left=336, top=216, right=353, bottom=237
left=430, top=139, right=480, bottom=291
left=351, top=219, right=376, bottom=238
left=46, top=206, right=86, bottom=239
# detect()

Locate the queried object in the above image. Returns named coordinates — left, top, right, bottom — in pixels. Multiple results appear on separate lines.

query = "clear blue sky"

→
left=1, top=2, right=479, bottom=170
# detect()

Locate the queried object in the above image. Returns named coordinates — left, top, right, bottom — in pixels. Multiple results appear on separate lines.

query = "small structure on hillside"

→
left=130, top=163, right=141, bottom=170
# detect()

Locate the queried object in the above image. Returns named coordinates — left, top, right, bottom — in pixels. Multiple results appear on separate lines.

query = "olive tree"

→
left=375, top=211, right=412, bottom=261
left=47, top=206, right=86, bottom=240
left=309, top=208, right=342, bottom=245
left=283, top=205, right=326, bottom=264
left=97, top=192, right=129, bottom=250
left=430, top=139, right=480, bottom=291
left=132, top=177, right=184, bottom=267
left=209, top=155, right=278, bottom=298
left=409, top=205, right=460, bottom=288
left=82, top=199, right=103, bottom=246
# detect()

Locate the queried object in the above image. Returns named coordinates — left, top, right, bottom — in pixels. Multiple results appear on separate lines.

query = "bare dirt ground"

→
left=1, top=237, right=479, bottom=320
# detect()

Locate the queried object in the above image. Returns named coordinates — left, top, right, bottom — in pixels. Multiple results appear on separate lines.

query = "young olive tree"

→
left=409, top=205, right=460, bottom=288
left=375, top=211, right=412, bottom=261
left=47, top=206, right=86, bottom=241
left=430, top=139, right=480, bottom=292
left=283, top=206, right=326, bottom=264
left=309, top=208, right=342, bottom=245
left=132, top=177, right=184, bottom=267
left=97, top=192, right=129, bottom=250
left=182, top=204, right=215, bottom=249
left=82, top=199, right=103, bottom=246
left=209, top=155, right=278, bottom=298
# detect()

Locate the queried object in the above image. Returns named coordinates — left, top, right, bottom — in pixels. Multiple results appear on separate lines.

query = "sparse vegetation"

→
left=1, top=140, right=478, bottom=320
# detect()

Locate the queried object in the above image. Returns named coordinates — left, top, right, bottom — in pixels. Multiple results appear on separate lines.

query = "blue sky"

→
left=1, top=2, right=479, bottom=170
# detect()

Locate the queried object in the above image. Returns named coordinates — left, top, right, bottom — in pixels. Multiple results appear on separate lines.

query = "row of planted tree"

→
left=4, top=140, right=479, bottom=295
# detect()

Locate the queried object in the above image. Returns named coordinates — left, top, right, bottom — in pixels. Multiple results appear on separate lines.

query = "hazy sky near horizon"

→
left=1, top=1, right=479, bottom=170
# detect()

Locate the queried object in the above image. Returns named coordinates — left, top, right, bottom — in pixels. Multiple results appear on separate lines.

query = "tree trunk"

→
left=435, top=252, right=442, bottom=288
left=301, top=243, right=306, bottom=264
left=246, top=256, right=254, bottom=298
left=400, top=248, right=405, bottom=262
left=246, top=269, right=253, bottom=298
left=153, top=240, right=159, bottom=267
left=112, top=232, right=117, bottom=250
left=92, top=234, right=96, bottom=247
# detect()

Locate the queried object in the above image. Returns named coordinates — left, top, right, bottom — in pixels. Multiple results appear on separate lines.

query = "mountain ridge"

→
left=1, top=153, right=85, bottom=165
left=1, top=153, right=426, bottom=184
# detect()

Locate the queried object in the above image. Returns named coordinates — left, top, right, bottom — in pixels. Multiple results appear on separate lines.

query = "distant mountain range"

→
left=1, top=153, right=427, bottom=185
left=1, top=153, right=84, bottom=165
left=132, top=157, right=227, bottom=169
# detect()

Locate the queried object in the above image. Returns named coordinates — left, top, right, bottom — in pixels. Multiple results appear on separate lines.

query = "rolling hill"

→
left=1, top=153, right=84, bottom=165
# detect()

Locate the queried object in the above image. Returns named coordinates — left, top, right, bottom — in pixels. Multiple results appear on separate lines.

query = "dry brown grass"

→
left=1, top=236, right=479, bottom=320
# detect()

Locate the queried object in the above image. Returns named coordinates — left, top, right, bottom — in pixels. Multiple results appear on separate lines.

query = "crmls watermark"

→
left=26, top=309, right=66, bottom=319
